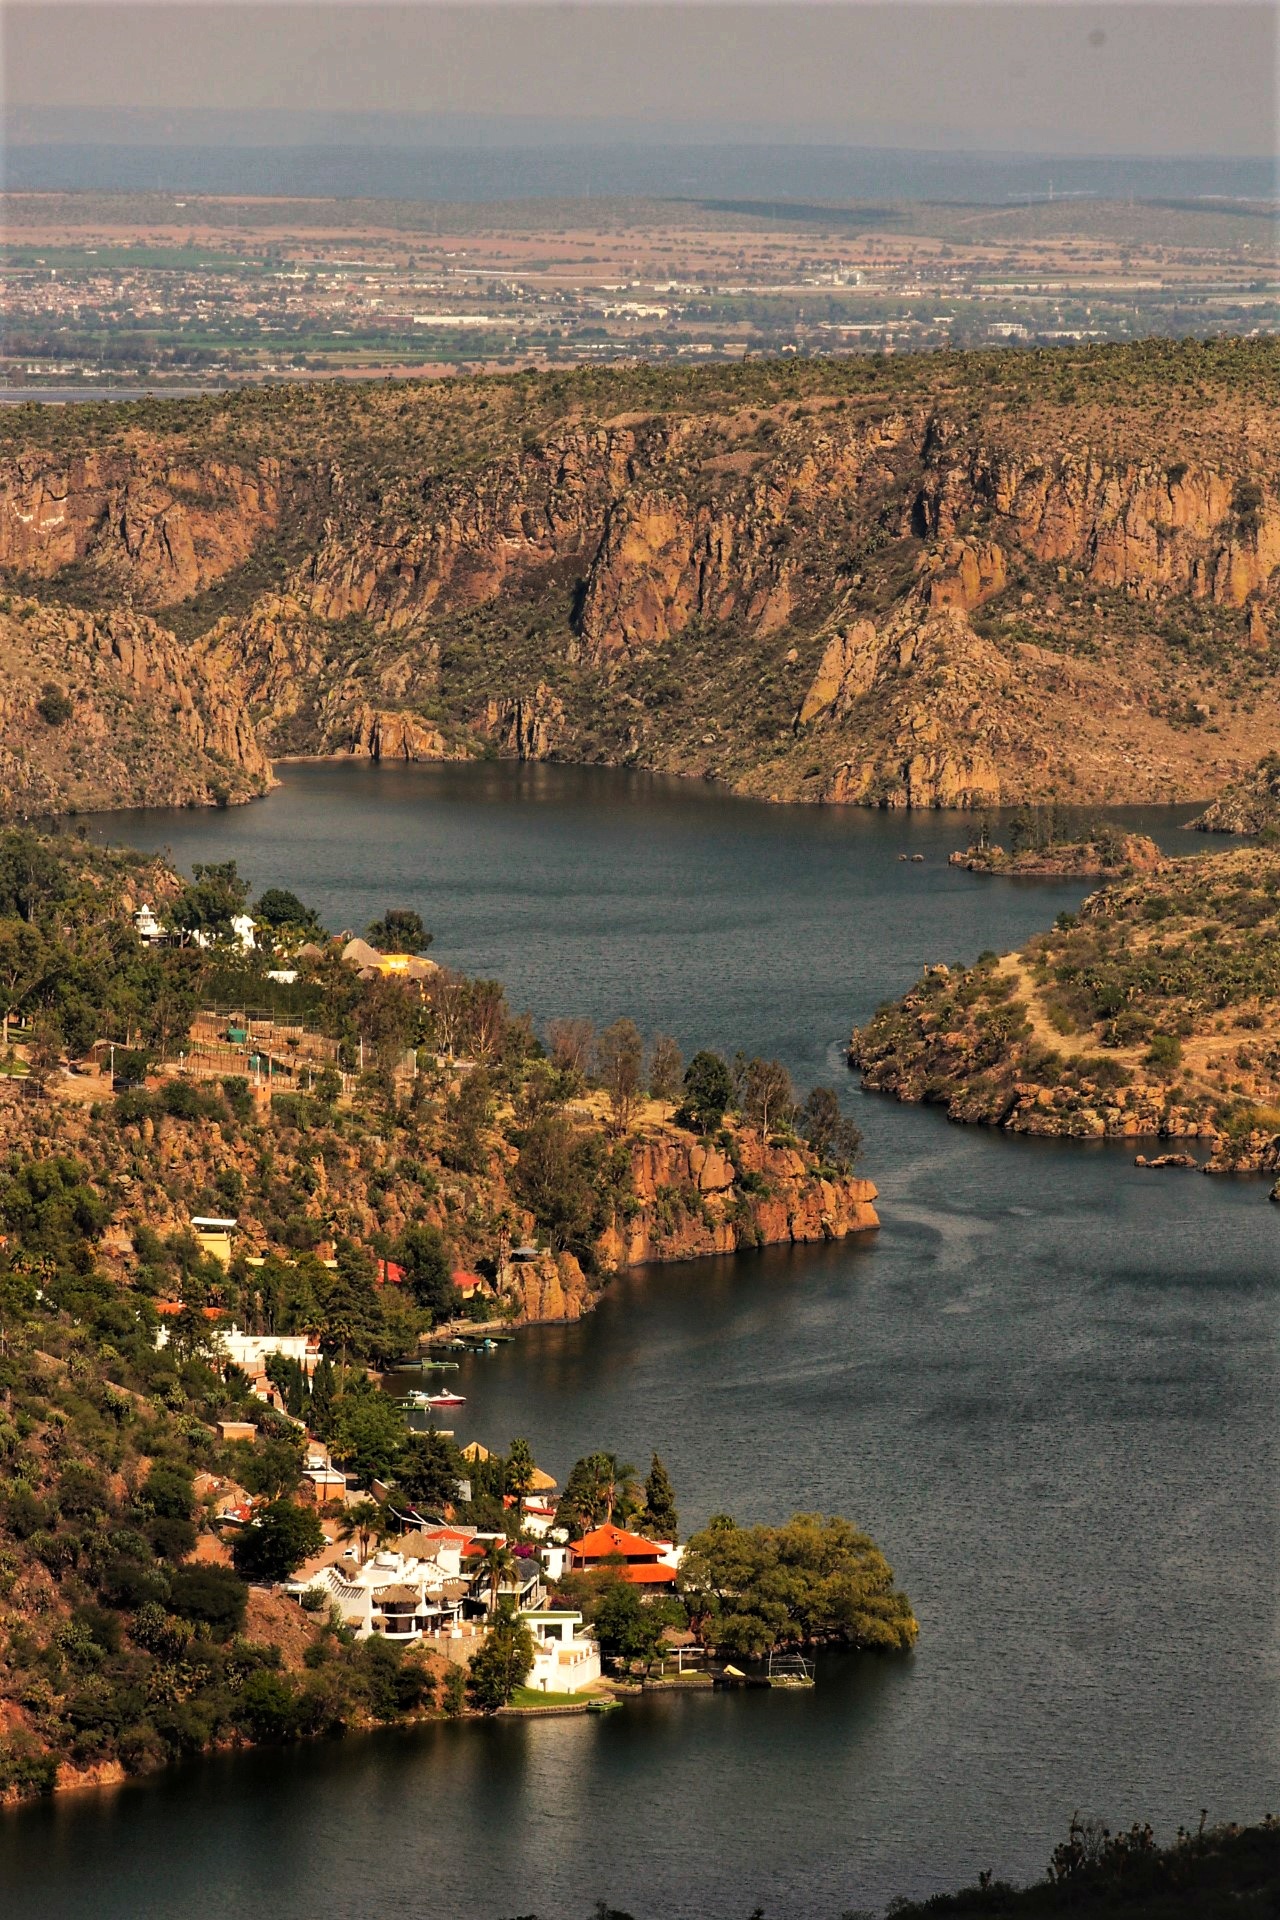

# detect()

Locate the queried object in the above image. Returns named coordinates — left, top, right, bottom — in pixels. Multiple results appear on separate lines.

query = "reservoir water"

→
left=4, top=763, right=1276, bottom=1919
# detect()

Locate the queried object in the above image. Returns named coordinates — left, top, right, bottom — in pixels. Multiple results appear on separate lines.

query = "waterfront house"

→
left=291, top=1548, right=468, bottom=1642
left=569, top=1523, right=680, bottom=1588
left=462, top=1535, right=546, bottom=1616
left=521, top=1609, right=602, bottom=1694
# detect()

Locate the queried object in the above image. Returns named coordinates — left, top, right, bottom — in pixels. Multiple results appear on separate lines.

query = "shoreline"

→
left=24, top=752, right=1223, bottom=831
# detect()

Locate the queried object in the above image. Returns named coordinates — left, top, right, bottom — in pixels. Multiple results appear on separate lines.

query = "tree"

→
left=742, top=1057, right=795, bottom=1138
left=0, top=1155, right=107, bottom=1257
left=467, top=1605, right=534, bottom=1711
left=36, top=683, right=74, bottom=726
left=395, top=1430, right=463, bottom=1516
left=339, top=1498, right=393, bottom=1563
left=591, top=1577, right=667, bottom=1662
left=0, top=830, right=69, bottom=923
left=511, top=1111, right=603, bottom=1259
left=647, top=1033, right=684, bottom=1103
left=0, top=919, right=47, bottom=1047
left=393, top=1224, right=458, bottom=1321
left=677, top=1050, right=734, bottom=1132
left=556, top=1451, right=638, bottom=1537
left=328, top=1393, right=407, bottom=1487
left=167, top=861, right=249, bottom=941
left=596, top=1017, right=644, bottom=1130
left=482, top=1537, right=518, bottom=1614
left=504, top=1437, right=537, bottom=1506
left=546, top=1016, right=595, bottom=1078
left=641, top=1454, right=679, bottom=1543
left=231, top=1500, right=326, bottom=1583
left=443, top=1068, right=493, bottom=1174
left=255, top=888, right=322, bottom=934
left=676, top=1513, right=919, bottom=1659
left=366, top=908, right=431, bottom=955
left=166, top=1565, right=248, bottom=1638
left=800, top=1087, right=863, bottom=1171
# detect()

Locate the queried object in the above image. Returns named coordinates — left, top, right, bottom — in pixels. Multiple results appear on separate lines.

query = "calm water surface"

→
left=5, top=764, right=1276, bottom=1920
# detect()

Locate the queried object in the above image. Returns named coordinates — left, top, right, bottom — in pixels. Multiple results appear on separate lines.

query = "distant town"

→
left=2, top=189, right=1276, bottom=388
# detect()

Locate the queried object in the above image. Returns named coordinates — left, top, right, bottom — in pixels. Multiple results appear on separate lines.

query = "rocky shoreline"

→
left=849, top=847, right=1280, bottom=1198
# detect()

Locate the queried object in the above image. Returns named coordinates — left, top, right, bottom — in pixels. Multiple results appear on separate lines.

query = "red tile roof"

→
left=571, top=1523, right=667, bottom=1563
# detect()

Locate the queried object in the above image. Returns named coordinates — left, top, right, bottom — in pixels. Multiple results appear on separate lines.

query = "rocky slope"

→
left=849, top=847, right=1280, bottom=1184
left=2, top=340, right=1279, bottom=812
left=0, top=596, right=270, bottom=815
left=1188, top=752, right=1280, bottom=835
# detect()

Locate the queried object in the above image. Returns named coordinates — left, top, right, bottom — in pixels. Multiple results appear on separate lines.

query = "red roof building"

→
left=374, top=1259, right=406, bottom=1286
left=569, top=1523, right=677, bottom=1586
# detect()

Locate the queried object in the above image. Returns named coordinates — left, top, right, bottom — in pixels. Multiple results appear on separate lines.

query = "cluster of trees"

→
left=554, top=1452, right=679, bottom=1542
left=675, top=1513, right=919, bottom=1660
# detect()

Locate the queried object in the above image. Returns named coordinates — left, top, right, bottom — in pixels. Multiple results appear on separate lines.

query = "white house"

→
left=521, top=1609, right=602, bottom=1694
left=293, top=1549, right=468, bottom=1642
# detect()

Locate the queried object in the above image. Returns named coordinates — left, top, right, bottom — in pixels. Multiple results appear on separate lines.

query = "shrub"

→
left=36, top=683, right=74, bottom=726
left=166, top=1564, right=249, bottom=1637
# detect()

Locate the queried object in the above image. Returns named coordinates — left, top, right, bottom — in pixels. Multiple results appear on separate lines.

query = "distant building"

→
left=191, top=1216, right=237, bottom=1266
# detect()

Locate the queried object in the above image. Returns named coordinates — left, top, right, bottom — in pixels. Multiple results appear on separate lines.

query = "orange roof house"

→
left=569, top=1523, right=677, bottom=1586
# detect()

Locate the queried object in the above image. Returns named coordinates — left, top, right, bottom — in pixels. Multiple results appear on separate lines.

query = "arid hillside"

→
left=3, top=339, right=1279, bottom=813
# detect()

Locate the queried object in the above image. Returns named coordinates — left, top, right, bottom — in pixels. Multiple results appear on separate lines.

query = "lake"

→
left=4, top=763, right=1275, bottom=1920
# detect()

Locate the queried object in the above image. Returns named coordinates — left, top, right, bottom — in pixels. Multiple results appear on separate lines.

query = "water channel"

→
left=3, top=763, right=1275, bottom=1920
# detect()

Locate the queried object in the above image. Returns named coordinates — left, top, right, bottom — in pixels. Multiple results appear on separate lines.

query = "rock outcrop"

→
left=1188, top=754, right=1280, bottom=836
left=0, top=598, right=270, bottom=816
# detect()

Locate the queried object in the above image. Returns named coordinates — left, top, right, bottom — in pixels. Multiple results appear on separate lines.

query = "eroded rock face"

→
left=0, top=600, right=271, bottom=816
left=593, top=1127, right=879, bottom=1273
left=1189, top=755, right=1280, bottom=835
left=0, top=453, right=281, bottom=599
left=4, top=357, right=1280, bottom=814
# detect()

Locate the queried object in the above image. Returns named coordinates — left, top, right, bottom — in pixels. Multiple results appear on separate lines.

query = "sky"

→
left=3, top=2, right=1276, bottom=160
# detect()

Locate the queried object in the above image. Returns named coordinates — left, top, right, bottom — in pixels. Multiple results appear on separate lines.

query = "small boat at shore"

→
left=424, top=1390, right=466, bottom=1408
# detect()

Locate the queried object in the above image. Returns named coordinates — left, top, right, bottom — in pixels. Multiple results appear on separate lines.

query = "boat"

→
left=424, top=1391, right=466, bottom=1408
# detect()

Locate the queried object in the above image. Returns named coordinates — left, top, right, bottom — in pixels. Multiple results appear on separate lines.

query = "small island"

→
left=851, top=846, right=1280, bottom=1188
left=949, top=812, right=1167, bottom=880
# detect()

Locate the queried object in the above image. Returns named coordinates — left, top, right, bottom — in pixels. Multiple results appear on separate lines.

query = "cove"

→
left=2, top=763, right=1273, bottom=1920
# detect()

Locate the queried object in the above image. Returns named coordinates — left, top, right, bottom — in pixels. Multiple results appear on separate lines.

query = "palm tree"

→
left=483, top=1537, right=518, bottom=1615
left=339, top=1498, right=391, bottom=1563
left=593, top=1452, right=638, bottom=1526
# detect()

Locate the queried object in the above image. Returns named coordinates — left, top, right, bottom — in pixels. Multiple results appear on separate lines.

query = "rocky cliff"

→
left=3, top=341, right=1279, bottom=813
left=0, top=596, right=270, bottom=815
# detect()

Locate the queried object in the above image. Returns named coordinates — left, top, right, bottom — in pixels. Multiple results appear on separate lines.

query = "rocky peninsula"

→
left=948, top=827, right=1166, bottom=880
left=851, top=846, right=1280, bottom=1188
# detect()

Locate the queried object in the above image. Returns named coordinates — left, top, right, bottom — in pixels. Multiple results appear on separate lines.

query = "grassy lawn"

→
left=508, top=1686, right=594, bottom=1708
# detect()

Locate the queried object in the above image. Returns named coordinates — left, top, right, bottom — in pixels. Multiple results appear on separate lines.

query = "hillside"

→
left=850, top=846, right=1280, bottom=1182
left=1, top=339, right=1279, bottom=814
left=0, top=829, right=876, bottom=1323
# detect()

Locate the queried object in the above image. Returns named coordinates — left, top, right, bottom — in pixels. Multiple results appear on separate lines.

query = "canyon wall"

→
left=2, top=344, right=1279, bottom=814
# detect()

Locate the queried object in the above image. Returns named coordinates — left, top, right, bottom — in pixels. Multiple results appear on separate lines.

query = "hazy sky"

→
left=5, top=2, right=1276, bottom=158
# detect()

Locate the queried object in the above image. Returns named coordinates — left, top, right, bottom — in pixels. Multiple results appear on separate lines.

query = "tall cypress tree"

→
left=642, top=1453, right=679, bottom=1543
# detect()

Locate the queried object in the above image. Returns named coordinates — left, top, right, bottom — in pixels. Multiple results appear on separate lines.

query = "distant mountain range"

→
left=3, top=128, right=1274, bottom=206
